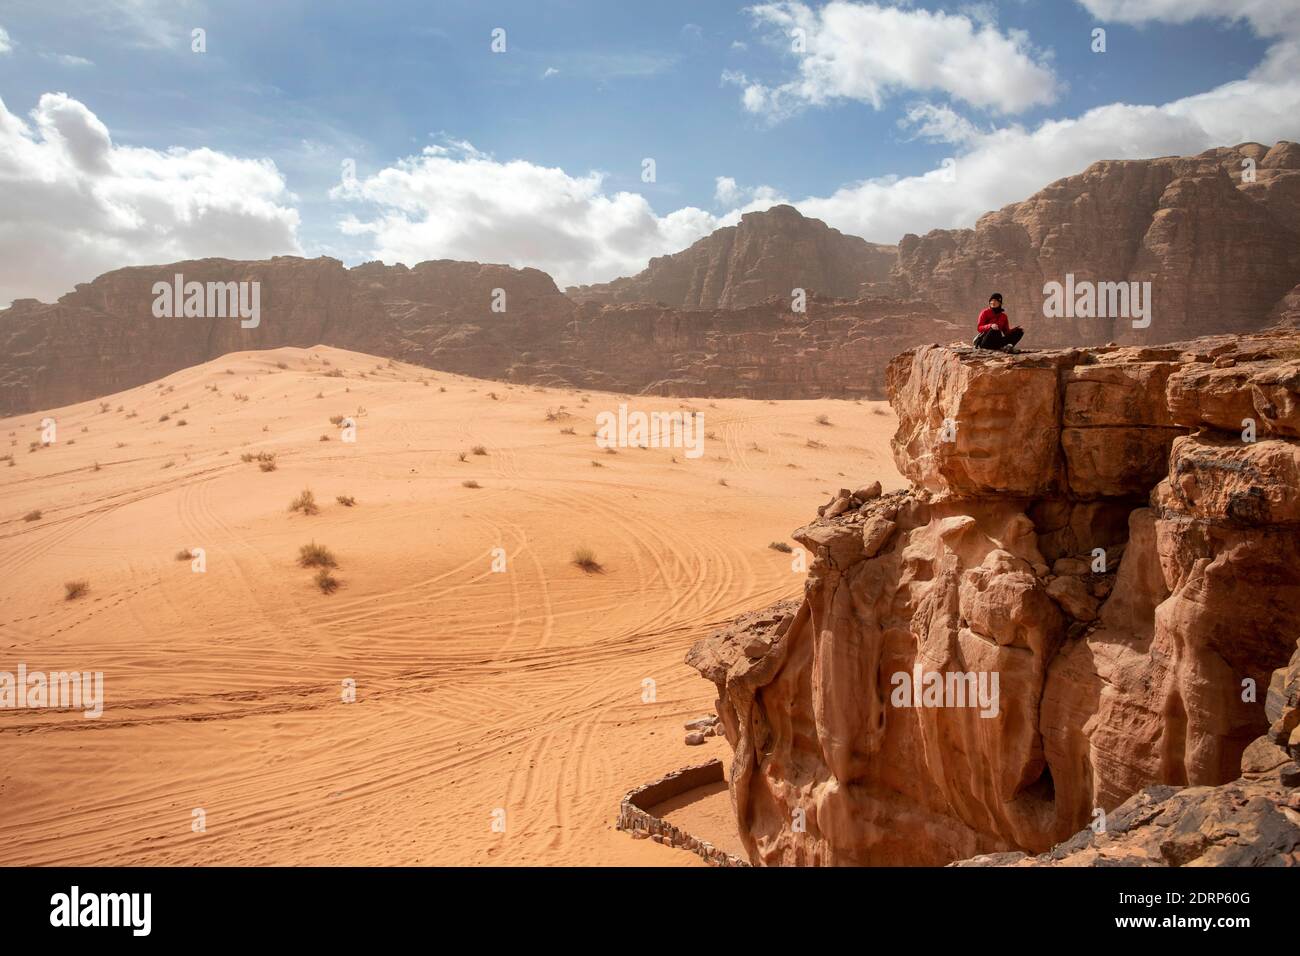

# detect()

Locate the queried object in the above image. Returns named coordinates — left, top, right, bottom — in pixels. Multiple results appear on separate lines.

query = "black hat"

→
left=989, top=292, right=1003, bottom=303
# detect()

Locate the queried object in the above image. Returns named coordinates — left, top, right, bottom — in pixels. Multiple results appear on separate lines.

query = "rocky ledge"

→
left=688, top=328, right=1300, bottom=866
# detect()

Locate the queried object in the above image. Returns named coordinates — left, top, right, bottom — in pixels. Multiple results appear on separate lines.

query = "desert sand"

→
left=0, top=346, right=901, bottom=866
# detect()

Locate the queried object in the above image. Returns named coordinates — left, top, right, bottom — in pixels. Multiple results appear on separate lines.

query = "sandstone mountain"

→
left=2, top=143, right=1298, bottom=417
left=0, top=254, right=954, bottom=415
left=567, top=204, right=897, bottom=308
left=893, top=142, right=1300, bottom=347
left=689, top=328, right=1300, bottom=866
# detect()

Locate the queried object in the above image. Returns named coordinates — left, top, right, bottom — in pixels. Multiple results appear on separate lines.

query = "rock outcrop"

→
left=893, top=142, right=1300, bottom=348
left=568, top=204, right=897, bottom=308
left=688, top=328, right=1300, bottom=866
left=957, top=641, right=1300, bottom=866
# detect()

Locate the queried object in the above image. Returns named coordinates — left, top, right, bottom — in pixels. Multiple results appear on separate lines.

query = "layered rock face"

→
left=958, top=642, right=1300, bottom=866
left=689, top=328, right=1300, bottom=865
left=0, top=256, right=573, bottom=414
left=567, top=204, right=897, bottom=309
left=4, top=143, right=1298, bottom=415
left=0, top=256, right=954, bottom=415
left=893, top=142, right=1300, bottom=348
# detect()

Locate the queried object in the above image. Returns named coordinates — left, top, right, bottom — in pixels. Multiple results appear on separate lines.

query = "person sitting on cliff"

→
left=973, top=293, right=1024, bottom=353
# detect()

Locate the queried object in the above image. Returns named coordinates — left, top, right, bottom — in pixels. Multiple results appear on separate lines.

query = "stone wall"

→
left=615, top=759, right=750, bottom=867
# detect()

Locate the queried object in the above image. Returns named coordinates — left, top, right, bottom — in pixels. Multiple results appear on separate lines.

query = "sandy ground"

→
left=0, top=346, right=901, bottom=866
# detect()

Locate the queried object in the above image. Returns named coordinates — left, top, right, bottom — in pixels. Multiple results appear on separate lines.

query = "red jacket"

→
left=977, top=307, right=1010, bottom=333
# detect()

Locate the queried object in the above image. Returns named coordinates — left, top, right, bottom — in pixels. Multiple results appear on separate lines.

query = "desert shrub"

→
left=23, top=510, right=42, bottom=522
left=298, top=541, right=337, bottom=568
left=289, top=489, right=319, bottom=515
left=571, top=547, right=602, bottom=573
left=471, top=445, right=487, bottom=456
left=64, top=580, right=89, bottom=600
left=462, top=480, right=481, bottom=489
left=815, top=414, right=831, bottom=426
left=176, top=549, right=194, bottom=561
left=336, top=495, right=356, bottom=507
left=768, top=541, right=793, bottom=553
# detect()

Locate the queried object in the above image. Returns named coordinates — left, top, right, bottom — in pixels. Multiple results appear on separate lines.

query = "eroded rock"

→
left=691, top=329, right=1300, bottom=866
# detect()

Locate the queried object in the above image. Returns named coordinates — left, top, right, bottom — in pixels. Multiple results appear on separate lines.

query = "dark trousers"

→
left=973, top=327, right=1023, bottom=350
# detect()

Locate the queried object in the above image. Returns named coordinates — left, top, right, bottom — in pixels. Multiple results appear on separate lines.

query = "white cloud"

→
left=731, top=1, right=1058, bottom=120
left=1077, top=1, right=1300, bottom=36
left=792, top=69, right=1300, bottom=243
left=542, top=67, right=560, bottom=78
left=0, top=26, right=13, bottom=54
left=714, top=176, right=742, bottom=205
left=898, top=102, right=982, bottom=144
left=0, top=93, right=300, bottom=307
left=331, top=141, right=720, bottom=289
left=42, top=52, right=95, bottom=67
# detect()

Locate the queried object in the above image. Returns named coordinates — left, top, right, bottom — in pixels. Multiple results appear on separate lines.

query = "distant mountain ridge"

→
left=2, top=142, right=1298, bottom=415
left=566, top=203, right=897, bottom=308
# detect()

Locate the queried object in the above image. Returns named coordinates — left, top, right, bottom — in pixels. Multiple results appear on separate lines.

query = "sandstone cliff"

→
left=567, top=204, right=897, bottom=309
left=893, top=142, right=1300, bottom=348
left=0, top=255, right=954, bottom=415
left=4, top=143, right=1299, bottom=416
left=688, top=328, right=1300, bottom=866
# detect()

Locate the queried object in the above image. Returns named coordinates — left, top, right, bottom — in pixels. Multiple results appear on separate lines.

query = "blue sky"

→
left=0, top=1, right=1297, bottom=304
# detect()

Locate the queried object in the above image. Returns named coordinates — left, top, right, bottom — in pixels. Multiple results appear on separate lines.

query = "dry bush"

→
left=572, top=547, right=603, bottom=573
left=289, top=489, right=320, bottom=515
left=64, top=580, right=89, bottom=600
left=298, top=541, right=337, bottom=568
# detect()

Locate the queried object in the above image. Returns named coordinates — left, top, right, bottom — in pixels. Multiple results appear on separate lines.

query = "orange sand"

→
left=0, top=346, right=900, bottom=865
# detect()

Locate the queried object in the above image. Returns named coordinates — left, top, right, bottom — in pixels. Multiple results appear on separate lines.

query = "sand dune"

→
left=0, top=346, right=900, bottom=866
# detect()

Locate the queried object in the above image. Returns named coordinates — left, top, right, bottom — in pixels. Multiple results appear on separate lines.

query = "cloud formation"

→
left=728, top=1, right=1059, bottom=120
left=331, top=141, right=720, bottom=289
left=0, top=93, right=300, bottom=306
left=782, top=1, right=1300, bottom=241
